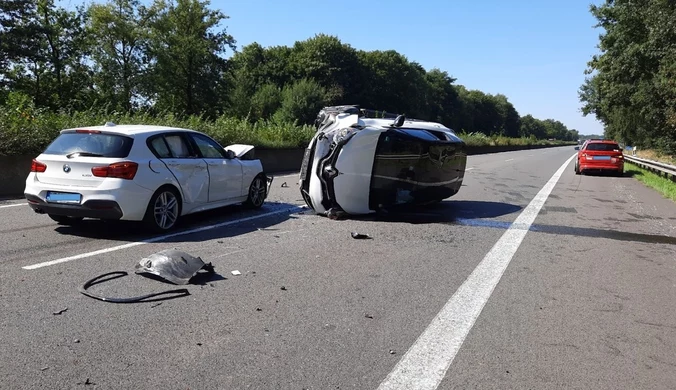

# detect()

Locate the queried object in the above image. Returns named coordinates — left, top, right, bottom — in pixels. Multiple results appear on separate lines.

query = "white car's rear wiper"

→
left=66, top=151, right=104, bottom=159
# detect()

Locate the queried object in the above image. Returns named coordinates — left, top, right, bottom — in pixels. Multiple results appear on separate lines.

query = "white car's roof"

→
left=61, top=123, right=200, bottom=136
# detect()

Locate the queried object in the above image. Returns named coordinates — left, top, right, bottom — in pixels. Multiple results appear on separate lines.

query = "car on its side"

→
left=299, top=105, right=467, bottom=218
left=24, top=123, right=273, bottom=231
left=574, top=139, right=624, bottom=176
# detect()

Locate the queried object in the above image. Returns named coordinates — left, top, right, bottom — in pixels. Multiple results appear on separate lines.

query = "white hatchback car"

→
left=24, top=123, right=273, bottom=231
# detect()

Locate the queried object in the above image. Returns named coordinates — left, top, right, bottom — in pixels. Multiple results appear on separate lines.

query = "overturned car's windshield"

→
left=43, top=132, right=134, bottom=157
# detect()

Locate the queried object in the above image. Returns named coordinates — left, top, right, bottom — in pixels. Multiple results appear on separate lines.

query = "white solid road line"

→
left=22, top=204, right=306, bottom=270
left=0, top=203, right=24, bottom=209
left=377, top=153, right=577, bottom=390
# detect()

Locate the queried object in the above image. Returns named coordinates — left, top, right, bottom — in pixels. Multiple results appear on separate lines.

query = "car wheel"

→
left=49, top=214, right=84, bottom=225
left=244, top=174, right=267, bottom=209
left=144, top=186, right=181, bottom=232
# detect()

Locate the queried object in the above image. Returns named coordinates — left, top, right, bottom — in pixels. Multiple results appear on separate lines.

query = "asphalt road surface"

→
left=1, top=146, right=676, bottom=390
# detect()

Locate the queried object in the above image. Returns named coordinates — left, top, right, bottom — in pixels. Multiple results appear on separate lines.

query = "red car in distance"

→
left=574, top=139, right=624, bottom=176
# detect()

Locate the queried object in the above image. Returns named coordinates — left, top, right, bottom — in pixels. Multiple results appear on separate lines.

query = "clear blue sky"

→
left=60, top=0, right=606, bottom=136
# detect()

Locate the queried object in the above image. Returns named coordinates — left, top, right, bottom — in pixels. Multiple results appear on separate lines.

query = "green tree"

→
left=145, top=0, right=236, bottom=117
left=272, top=78, right=329, bottom=125
left=580, top=0, right=676, bottom=153
left=87, top=0, right=149, bottom=112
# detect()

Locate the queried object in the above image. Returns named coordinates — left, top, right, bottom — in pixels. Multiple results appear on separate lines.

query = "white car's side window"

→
left=150, top=137, right=172, bottom=158
left=192, top=134, right=227, bottom=159
left=164, top=135, right=191, bottom=158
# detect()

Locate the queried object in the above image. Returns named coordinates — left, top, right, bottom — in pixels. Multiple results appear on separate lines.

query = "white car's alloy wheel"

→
left=245, top=175, right=267, bottom=209
left=154, top=191, right=179, bottom=229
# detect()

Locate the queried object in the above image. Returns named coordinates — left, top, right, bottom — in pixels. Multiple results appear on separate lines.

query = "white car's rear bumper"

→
left=24, top=173, right=154, bottom=221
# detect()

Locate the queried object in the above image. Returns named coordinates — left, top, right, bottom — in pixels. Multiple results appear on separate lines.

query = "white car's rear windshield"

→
left=43, top=131, right=134, bottom=158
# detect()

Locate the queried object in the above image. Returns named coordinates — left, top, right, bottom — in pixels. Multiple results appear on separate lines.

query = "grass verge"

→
left=625, top=163, right=676, bottom=203
left=634, top=149, right=676, bottom=166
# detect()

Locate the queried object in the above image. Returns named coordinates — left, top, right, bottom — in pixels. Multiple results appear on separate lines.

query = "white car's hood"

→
left=224, top=144, right=255, bottom=158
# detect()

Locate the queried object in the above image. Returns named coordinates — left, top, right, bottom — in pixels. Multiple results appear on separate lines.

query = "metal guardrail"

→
left=624, top=155, right=676, bottom=182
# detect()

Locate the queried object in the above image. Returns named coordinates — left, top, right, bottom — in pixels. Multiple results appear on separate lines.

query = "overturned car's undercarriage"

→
left=299, top=105, right=468, bottom=217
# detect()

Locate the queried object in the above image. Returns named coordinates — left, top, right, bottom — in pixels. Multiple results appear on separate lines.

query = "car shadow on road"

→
left=623, top=169, right=643, bottom=178
left=52, top=201, right=301, bottom=242
left=454, top=218, right=676, bottom=246
left=348, top=200, right=524, bottom=225
left=581, top=170, right=636, bottom=178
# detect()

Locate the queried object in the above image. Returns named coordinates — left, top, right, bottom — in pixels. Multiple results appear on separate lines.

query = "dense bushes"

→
left=0, top=91, right=572, bottom=157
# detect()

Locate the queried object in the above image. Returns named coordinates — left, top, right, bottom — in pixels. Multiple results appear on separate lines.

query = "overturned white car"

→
left=299, top=105, right=468, bottom=217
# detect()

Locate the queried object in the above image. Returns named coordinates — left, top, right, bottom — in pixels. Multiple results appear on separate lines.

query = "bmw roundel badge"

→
left=63, top=164, right=71, bottom=173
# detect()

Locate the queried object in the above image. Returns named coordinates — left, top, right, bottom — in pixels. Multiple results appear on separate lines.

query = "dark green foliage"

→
left=580, top=0, right=676, bottom=154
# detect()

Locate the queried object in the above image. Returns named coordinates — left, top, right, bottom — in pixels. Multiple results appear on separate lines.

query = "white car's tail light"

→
left=91, top=161, right=139, bottom=180
left=31, top=159, right=47, bottom=173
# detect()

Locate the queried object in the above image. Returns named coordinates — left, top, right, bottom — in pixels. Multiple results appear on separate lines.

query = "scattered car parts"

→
left=78, top=249, right=216, bottom=303
left=351, top=232, right=372, bottom=239
left=79, top=271, right=190, bottom=303
left=134, top=249, right=215, bottom=285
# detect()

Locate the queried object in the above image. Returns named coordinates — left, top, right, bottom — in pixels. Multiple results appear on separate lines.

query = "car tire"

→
left=574, top=160, right=581, bottom=175
left=143, top=186, right=182, bottom=232
left=243, top=173, right=268, bottom=209
left=49, top=214, right=84, bottom=225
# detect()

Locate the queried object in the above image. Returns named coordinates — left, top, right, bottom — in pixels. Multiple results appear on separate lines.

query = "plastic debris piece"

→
left=231, top=270, right=242, bottom=276
left=135, top=249, right=214, bottom=285
left=79, top=271, right=190, bottom=303
left=280, top=286, right=287, bottom=291
left=326, top=208, right=347, bottom=220
left=351, top=232, right=372, bottom=240
left=53, top=308, right=68, bottom=315
left=281, top=182, right=288, bottom=188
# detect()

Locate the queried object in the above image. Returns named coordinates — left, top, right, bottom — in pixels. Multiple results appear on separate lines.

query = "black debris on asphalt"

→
left=53, top=308, right=68, bottom=315
left=351, top=232, right=372, bottom=239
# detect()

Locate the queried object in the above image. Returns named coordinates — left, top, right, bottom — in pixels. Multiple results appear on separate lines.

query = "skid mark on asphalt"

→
left=21, top=205, right=306, bottom=270
left=377, top=153, right=577, bottom=390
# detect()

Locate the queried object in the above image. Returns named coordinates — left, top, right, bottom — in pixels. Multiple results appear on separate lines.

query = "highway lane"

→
left=1, top=146, right=675, bottom=389
left=440, top=155, right=676, bottom=389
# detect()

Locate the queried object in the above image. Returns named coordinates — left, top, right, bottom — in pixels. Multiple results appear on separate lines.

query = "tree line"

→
left=580, top=0, right=676, bottom=154
left=1, top=0, right=580, bottom=142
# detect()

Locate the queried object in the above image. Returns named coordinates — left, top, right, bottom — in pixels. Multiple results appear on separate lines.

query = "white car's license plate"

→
left=46, top=192, right=82, bottom=204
